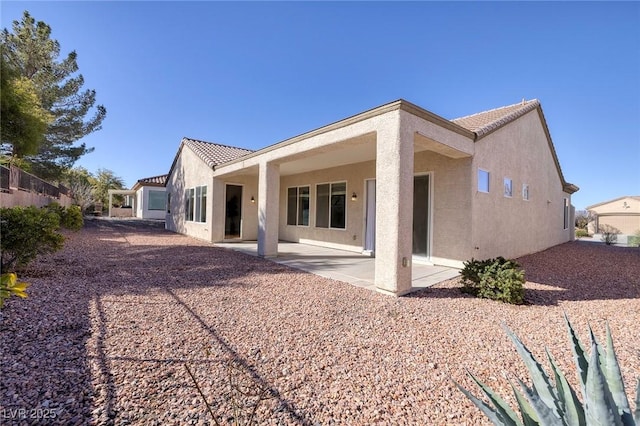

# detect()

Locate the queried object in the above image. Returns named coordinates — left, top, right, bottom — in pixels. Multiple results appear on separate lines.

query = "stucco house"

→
left=108, top=174, right=168, bottom=219
left=586, top=196, right=640, bottom=237
left=131, top=175, right=168, bottom=220
left=165, top=99, right=578, bottom=296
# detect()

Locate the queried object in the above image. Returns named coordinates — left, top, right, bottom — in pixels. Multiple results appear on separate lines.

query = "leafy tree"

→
left=92, top=168, right=125, bottom=207
left=574, top=210, right=594, bottom=229
left=0, top=54, right=52, bottom=158
left=62, top=167, right=95, bottom=210
left=1, top=11, right=106, bottom=181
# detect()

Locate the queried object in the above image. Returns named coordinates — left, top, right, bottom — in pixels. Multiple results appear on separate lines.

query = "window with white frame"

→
left=504, top=178, right=513, bottom=198
left=185, top=188, right=194, bottom=221
left=563, top=198, right=569, bottom=230
left=287, top=186, right=310, bottom=226
left=185, top=185, right=207, bottom=222
left=315, top=182, right=346, bottom=229
left=478, top=169, right=490, bottom=193
left=522, top=184, right=529, bottom=201
left=148, top=190, right=166, bottom=210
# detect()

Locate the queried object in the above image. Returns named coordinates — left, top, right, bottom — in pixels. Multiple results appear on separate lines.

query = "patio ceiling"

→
left=216, top=131, right=471, bottom=178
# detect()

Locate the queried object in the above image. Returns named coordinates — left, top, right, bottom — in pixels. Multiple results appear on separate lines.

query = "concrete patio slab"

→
left=216, top=241, right=460, bottom=293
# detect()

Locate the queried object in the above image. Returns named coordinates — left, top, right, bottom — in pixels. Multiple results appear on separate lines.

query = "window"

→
left=298, top=186, right=309, bottom=226
left=563, top=198, right=569, bottom=230
left=185, top=188, right=194, bottom=221
left=478, top=169, right=490, bottom=193
left=316, top=184, right=329, bottom=228
left=185, top=185, right=206, bottom=222
left=196, top=186, right=207, bottom=222
left=503, top=178, right=513, bottom=198
left=287, top=186, right=309, bottom=226
left=522, top=184, right=529, bottom=201
left=316, top=182, right=346, bottom=229
left=148, top=190, right=166, bottom=210
left=166, top=193, right=171, bottom=213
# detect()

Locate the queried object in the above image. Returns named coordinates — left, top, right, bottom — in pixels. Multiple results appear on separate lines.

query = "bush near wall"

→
left=575, top=228, right=590, bottom=238
left=43, top=202, right=83, bottom=231
left=0, top=206, right=64, bottom=272
left=460, top=257, right=525, bottom=304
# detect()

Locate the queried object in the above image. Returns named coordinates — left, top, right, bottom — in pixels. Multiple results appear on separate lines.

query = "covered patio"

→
left=216, top=241, right=460, bottom=293
left=107, top=189, right=137, bottom=218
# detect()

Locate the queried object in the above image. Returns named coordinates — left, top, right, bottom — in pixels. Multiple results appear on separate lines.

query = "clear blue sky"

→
left=2, top=1, right=639, bottom=210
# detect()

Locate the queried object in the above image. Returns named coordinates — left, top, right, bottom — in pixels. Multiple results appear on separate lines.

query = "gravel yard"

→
left=1, top=219, right=639, bottom=425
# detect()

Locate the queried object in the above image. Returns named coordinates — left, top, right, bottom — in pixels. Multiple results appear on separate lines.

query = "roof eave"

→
left=216, top=99, right=476, bottom=170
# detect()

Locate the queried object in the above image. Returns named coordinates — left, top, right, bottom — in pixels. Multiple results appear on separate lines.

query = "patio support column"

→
left=257, top=161, right=279, bottom=257
left=211, top=177, right=225, bottom=242
left=374, top=110, right=414, bottom=296
left=108, top=192, right=113, bottom=217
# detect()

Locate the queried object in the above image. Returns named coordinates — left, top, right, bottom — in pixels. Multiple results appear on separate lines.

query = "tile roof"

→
left=183, top=137, right=254, bottom=168
left=136, top=174, right=168, bottom=186
left=452, top=99, right=540, bottom=138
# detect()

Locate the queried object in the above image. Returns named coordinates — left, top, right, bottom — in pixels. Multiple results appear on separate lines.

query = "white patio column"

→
left=375, top=111, right=414, bottom=296
left=108, top=192, right=113, bottom=217
left=257, top=161, right=279, bottom=257
left=211, top=177, right=225, bottom=242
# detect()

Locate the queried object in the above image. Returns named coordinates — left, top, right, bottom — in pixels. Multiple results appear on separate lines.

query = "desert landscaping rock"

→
left=1, top=219, right=639, bottom=425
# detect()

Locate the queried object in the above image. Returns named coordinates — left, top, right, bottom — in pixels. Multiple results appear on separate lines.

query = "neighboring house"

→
left=132, top=175, right=168, bottom=220
left=586, top=196, right=640, bottom=237
left=165, top=99, right=578, bottom=296
left=108, top=174, right=168, bottom=219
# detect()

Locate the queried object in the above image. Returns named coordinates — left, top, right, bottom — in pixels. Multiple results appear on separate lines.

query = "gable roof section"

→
left=165, top=100, right=577, bottom=194
left=452, top=99, right=540, bottom=138
left=131, top=174, right=168, bottom=190
left=586, top=196, right=640, bottom=210
left=166, top=137, right=254, bottom=181
left=453, top=99, right=578, bottom=194
left=183, top=138, right=254, bottom=168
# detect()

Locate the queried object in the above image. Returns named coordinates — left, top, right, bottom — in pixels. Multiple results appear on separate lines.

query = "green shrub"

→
left=461, top=257, right=525, bottom=304
left=455, top=314, right=640, bottom=425
left=575, top=228, right=590, bottom=238
left=0, top=206, right=64, bottom=272
left=42, top=202, right=83, bottom=231
left=61, top=205, right=83, bottom=230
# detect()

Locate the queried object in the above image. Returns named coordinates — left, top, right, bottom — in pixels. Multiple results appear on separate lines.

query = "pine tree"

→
left=1, top=11, right=106, bottom=180
left=0, top=55, right=52, bottom=159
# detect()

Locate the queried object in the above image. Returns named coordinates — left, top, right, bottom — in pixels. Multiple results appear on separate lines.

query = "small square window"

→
left=478, top=169, right=490, bottom=193
left=504, top=178, right=513, bottom=198
left=522, top=184, right=529, bottom=201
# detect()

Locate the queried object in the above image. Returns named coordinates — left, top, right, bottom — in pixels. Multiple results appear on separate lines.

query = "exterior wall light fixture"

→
left=351, top=192, right=357, bottom=201
left=251, top=196, right=255, bottom=203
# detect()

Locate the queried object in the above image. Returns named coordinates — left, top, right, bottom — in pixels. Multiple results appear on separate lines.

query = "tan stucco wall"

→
left=278, top=161, right=375, bottom=250
left=589, top=197, right=640, bottom=214
left=414, top=150, right=472, bottom=262
left=588, top=197, right=640, bottom=235
left=276, top=150, right=472, bottom=263
left=165, top=146, right=214, bottom=242
left=0, top=191, right=73, bottom=208
left=471, top=109, right=572, bottom=260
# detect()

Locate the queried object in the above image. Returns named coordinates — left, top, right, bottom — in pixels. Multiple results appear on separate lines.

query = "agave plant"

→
left=455, top=314, right=640, bottom=425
